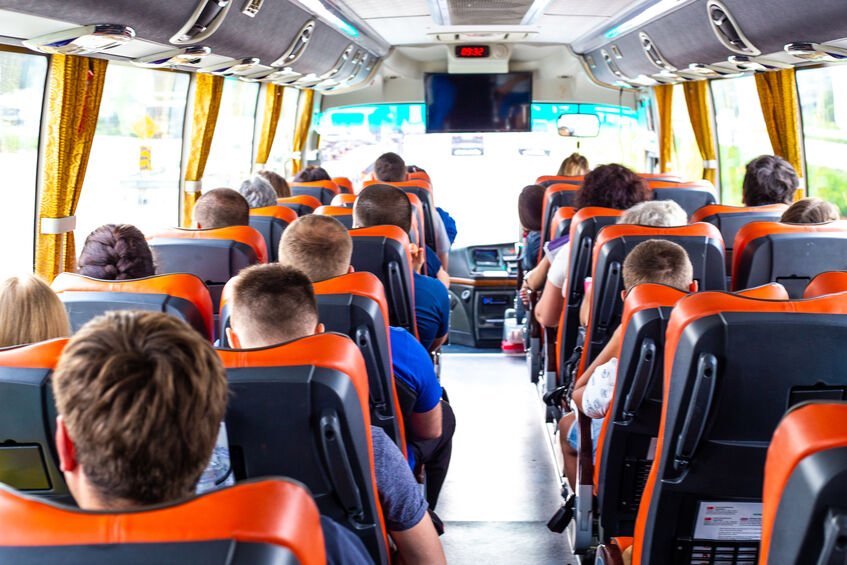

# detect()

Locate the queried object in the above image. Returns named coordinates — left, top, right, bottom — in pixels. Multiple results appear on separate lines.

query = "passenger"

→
left=278, top=215, right=456, bottom=513
left=375, top=152, right=408, bottom=183
left=353, top=184, right=450, bottom=352
left=78, top=224, right=155, bottom=280
left=238, top=175, right=278, bottom=208
left=518, top=184, right=545, bottom=272
left=0, top=274, right=70, bottom=347
left=408, top=164, right=458, bottom=246
left=561, top=240, right=695, bottom=489
left=257, top=169, right=291, bottom=198
left=293, top=165, right=331, bottom=182
left=530, top=164, right=650, bottom=327
left=51, top=310, right=373, bottom=565
left=781, top=197, right=840, bottom=223
left=556, top=152, right=590, bottom=177
left=226, top=263, right=447, bottom=563
left=742, top=155, right=799, bottom=206
left=192, top=188, right=250, bottom=229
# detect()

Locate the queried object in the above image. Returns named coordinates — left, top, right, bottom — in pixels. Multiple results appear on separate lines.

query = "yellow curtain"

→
left=36, top=55, right=108, bottom=282
left=655, top=84, right=673, bottom=173
left=254, top=83, right=283, bottom=168
left=291, top=89, right=315, bottom=175
left=182, top=73, right=224, bottom=226
left=682, top=81, right=718, bottom=185
left=755, top=68, right=804, bottom=198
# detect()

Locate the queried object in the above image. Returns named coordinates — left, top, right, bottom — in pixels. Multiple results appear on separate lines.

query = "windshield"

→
left=317, top=102, right=655, bottom=248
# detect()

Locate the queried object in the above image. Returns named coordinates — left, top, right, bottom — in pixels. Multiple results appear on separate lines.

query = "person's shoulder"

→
left=389, top=326, right=433, bottom=365
left=414, top=271, right=448, bottom=299
left=320, top=516, right=375, bottom=565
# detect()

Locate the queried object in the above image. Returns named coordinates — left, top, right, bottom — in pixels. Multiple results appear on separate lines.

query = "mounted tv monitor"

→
left=424, top=72, right=532, bottom=133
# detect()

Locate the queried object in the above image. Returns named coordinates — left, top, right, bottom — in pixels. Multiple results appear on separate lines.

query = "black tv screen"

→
left=424, top=72, right=532, bottom=133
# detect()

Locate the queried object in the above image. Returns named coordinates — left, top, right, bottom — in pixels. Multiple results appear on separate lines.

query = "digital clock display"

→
left=455, top=45, right=490, bottom=58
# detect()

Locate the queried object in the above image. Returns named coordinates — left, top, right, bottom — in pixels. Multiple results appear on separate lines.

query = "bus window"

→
left=265, top=87, right=301, bottom=177
left=711, top=76, right=772, bottom=205
left=0, top=50, right=46, bottom=279
left=75, top=64, right=189, bottom=241
left=797, top=65, right=847, bottom=215
left=317, top=102, right=654, bottom=247
left=202, top=77, right=259, bottom=191
left=670, top=84, right=703, bottom=183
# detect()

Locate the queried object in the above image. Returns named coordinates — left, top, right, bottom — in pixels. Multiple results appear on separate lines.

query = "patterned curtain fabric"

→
left=36, top=55, right=108, bottom=282
left=682, top=81, right=718, bottom=185
left=182, top=73, right=224, bottom=227
left=654, top=84, right=674, bottom=173
left=291, top=89, right=315, bottom=175
left=254, top=83, right=283, bottom=169
left=755, top=68, right=804, bottom=189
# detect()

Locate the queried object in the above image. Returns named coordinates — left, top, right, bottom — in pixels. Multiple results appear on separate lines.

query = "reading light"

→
left=604, top=0, right=688, bottom=40
left=240, top=68, right=301, bottom=83
left=198, top=57, right=260, bottom=75
left=170, top=0, right=232, bottom=44
left=707, top=1, right=760, bottom=56
left=640, top=32, right=676, bottom=72
left=318, top=45, right=354, bottom=81
left=271, top=20, right=315, bottom=67
left=23, top=24, right=135, bottom=55
left=726, top=55, right=790, bottom=72
left=681, top=63, right=741, bottom=78
left=132, top=46, right=211, bottom=68
left=784, top=42, right=847, bottom=63
left=290, top=0, right=359, bottom=37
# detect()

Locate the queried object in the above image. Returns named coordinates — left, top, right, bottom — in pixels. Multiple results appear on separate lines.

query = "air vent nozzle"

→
left=639, top=32, right=676, bottom=72
left=707, top=0, right=760, bottom=56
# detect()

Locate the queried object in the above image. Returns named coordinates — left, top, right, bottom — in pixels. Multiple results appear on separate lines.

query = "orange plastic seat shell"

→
left=549, top=207, right=577, bottom=241
left=290, top=179, right=340, bottom=194
left=408, top=171, right=431, bottom=183
left=52, top=273, right=215, bottom=340
left=278, top=195, right=322, bottom=213
left=249, top=205, right=298, bottom=224
left=631, top=290, right=847, bottom=565
left=314, top=205, right=354, bottom=218
left=0, top=337, right=68, bottom=369
left=0, top=478, right=326, bottom=565
left=689, top=203, right=789, bottom=224
left=363, top=179, right=432, bottom=195
left=332, top=177, right=353, bottom=193
left=149, top=226, right=268, bottom=264
left=331, top=194, right=357, bottom=207
left=535, top=175, right=583, bottom=185
left=759, top=402, right=847, bottom=564
left=803, top=271, right=847, bottom=298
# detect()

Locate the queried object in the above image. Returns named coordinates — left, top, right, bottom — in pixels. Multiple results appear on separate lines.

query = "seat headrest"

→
left=363, top=179, right=432, bottom=194
left=349, top=225, right=411, bottom=246
left=314, top=206, right=353, bottom=218
left=249, top=205, right=298, bottom=223
left=408, top=171, right=430, bottom=183
left=621, top=283, right=688, bottom=330
left=545, top=183, right=582, bottom=196
left=592, top=222, right=724, bottom=266
left=804, top=271, right=847, bottom=299
left=290, top=180, right=339, bottom=191
left=689, top=203, right=789, bottom=223
left=332, top=177, right=354, bottom=192
left=0, top=338, right=68, bottom=369
left=331, top=194, right=357, bottom=207
left=648, top=179, right=714, bottom=190
left=0, top=478, right=325, bottom=565
left=149, top=226, right=268, bottom=264
left=549, top=207, right=577, bottom=239
left=313, top=272, right=390, bottom=330
left=535, top=175, right=583, bottom=184
left=52, top=273, right=215, bottom=340
left=278, top=195, right=322, bottom=211
left=736, top=282, right=789, bottom=300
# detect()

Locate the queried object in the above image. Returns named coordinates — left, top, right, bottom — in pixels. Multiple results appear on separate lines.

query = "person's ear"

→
left=621, top=289, right=628, bottom=302
left=226, top=326, right=242, bottom=348
left=315, top=322, right=325, bottom=335
left=56, top=416, right=77, bottom=473
left=689, top=280, right=699, bottom=293
left=347, top=264, right=355, bottom=273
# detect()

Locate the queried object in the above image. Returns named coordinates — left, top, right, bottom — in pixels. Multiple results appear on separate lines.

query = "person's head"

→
left=518, top=184, right=545, bottom=232
left=238, top=175, right=278, bottom=208
left=192, top=188, right=250, bottom=229
left=257, top=169, right=290, bottom=198
left=622, top=239, right=695, bottom=292
left=227, top=264, right=321, bottom=349
left=278, top=214, right=352, bottom=282
left=52, top=310, right=227, bottom=510
left=353, top=184, right=413, bottom=233
left=742, top=155, right=798, bottom=206
left=781, top=197, right=840, bottom=224
left=556, top=153, right=590, bottom=177
left=293, top=166, right=331, bottom=183
left=374, top=152, right=407, bottom=182
left=78, top=224, right=155, bottom=280
left=577, top=163, right=649, bottom=210
left=618, top=200, right=687, bottom=227
left=0, top=274, right=70, bottom=348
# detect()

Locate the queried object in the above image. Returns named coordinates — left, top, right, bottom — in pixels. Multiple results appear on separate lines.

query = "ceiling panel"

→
left=342, top=0, right=430, bottom=19
left=545, top=0, right=642, bottom=17
left=533, top=14, right=608, bottom=43
left=366, top=16, right=433, bottom=45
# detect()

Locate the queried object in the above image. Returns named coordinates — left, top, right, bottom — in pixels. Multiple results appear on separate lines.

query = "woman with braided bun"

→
left=77, top=224, right=156, bottom=280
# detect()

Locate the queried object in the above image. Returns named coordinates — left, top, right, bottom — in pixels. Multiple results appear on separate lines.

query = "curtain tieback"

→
left=184, top=180, right=203, bottom=193
left=702, top=160, right=718, bottom=169
left=40, top=215, right=76, bottom=235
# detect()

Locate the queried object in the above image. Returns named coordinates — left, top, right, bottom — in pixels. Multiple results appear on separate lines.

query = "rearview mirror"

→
left=557, top=113, right=600, bottom=137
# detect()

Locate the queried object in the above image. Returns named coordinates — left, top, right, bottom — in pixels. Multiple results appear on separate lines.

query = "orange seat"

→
left=549, top=207, right=576, bottom=242
left=732, top=220, right=847, bottom=296
left=278, top=195, right=322, bottom=216
left=332, top=176, right=354, bottom=194
left=406, top=192, right=426, bottom=251
left=803, top=270, right=847, bottom=298
left=648, top=180, right=717, bottom=219
left=249, top=205, right=298, bottom=262
left=363, top=178, right=432, bottom=195
left=627, top=290, right=847, bottom=565
left=331, top=193, right=356, bottom=208
left=408, top=171, right=431, bottom=183
left=52, top=272, right=214, bottom=340
left=290, top=180, right=340, bottom=205
left=539, top=183, right=582, bottom=262
left=314, top=205, right=353, bottom=229
left=149, top=226, right=268, bottom=263
left=760, top=402, right=847, bottom=564
left=0, top=478, right=326, bottom=565
left=217, top=333, right=389, bottom=564
left=535, top=175, right=583, bottom=188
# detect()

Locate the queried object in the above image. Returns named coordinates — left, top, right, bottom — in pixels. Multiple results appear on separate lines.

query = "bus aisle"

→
left=436, top=349, right=575, bottom=564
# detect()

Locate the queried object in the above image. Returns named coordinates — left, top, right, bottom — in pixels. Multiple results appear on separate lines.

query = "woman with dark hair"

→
left=518, top=184, right=545, bottom=271
left=293, top=165, right=331, bottom=183
left=77, top=224, right=155, bottom=280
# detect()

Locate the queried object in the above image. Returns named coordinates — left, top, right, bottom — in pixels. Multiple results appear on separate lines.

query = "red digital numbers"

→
left=457, top=46, right=489, bottom=58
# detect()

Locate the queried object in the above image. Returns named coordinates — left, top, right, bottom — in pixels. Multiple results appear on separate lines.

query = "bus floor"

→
left=436, top=352, right=576, bottom=564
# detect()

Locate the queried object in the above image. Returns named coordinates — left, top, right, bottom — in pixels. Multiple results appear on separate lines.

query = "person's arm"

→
left=579, top=283, right=593, bottom=328
left=429, top=333, right=447, bottom=353
left=392, top=518, right=446, bottom=565
left=410, top=401, right=442, bottom=440
left=535, top=277, right=565, bottom=327
left=436, top=267, right=450, bottom=289
left=524, top=256, right=550, bottom=290
left=571, top=327, right=622, bottom=412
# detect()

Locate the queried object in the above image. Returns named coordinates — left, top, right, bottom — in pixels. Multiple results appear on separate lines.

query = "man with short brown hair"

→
left=278, top=215, right=353, bottom=283
left=374, top=152, right=408, bottom=183
left=192, top=187, right=250, bottom=229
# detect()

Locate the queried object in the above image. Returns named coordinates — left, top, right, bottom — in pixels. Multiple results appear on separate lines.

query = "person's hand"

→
left=520, top=285, right=531, bottom=306
left=408, top=243, right=425, bottom=273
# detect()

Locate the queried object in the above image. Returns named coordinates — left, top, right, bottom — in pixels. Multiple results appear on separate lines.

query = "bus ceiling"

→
left=1, top=0, right=847, bottom=99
